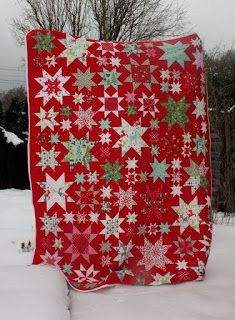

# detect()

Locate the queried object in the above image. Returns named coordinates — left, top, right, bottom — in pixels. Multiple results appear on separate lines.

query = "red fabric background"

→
left=27, top=30, right=212, bottom=291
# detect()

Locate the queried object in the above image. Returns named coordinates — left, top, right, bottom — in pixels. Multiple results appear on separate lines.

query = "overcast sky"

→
left=0, top=0, right=234, bottom=90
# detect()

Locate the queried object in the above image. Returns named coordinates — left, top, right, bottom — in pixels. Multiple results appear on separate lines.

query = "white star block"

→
left=113, top=119, right=148, bottom=156
left=59, top=35, right=90, bottom=66
left=100, top=213, right=124, bottom=239
left=35, top=107, right=59, bottom=131
left=38, top=173, right=74, bottom=210
left=172, top=197, right=204, bottom=233
left=35, top=68, right=70, bottom=105
left=193, top=97, right=206, bottom=119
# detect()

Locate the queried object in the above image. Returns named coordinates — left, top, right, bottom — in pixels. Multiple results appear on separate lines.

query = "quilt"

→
left=26, top=30, right=212, bottom=291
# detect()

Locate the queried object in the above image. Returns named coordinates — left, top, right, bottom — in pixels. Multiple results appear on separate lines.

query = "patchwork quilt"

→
left=26, top=30, right=212, bottom=291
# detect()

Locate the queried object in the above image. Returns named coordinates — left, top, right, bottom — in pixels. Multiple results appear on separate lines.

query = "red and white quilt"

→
left=26, top=30, right=212, bottom=291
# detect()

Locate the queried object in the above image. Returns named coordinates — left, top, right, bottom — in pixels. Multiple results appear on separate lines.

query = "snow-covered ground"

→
left=0, top=127, right=24, bottom=146
left=0, top=189, right=235, bottom=320
left=212, top=211, right=235, bottom=226
left=0, top=189, right=69, bottom=320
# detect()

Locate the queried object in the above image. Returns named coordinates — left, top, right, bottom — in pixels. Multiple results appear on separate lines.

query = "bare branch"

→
left=11, top=0, right=88, bottom=45
left=11, top=0, right=187, bottom=45
left=88, top=0, right=187, bottom=41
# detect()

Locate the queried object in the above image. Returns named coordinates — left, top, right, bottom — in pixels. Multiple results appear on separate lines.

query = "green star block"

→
left=73, top=68, right=95, bottom=91
left=50, top=133, right=60, bottom=144
left=162, top=96, right=190, bottom=129
left=61, top=106, right=71, bottom=117
left=102, top=201, right=111, bottom=211
left=85, top=282, right=98, bottom=289
left=33, top=32, right=55, bottom=54
left=201, top=85, right=206, bottom=95
left=193, top=134, right=207, bottom=156
left=123, top=43, right=143, bottom=55
left=87, top=172, right=99, bottom=184
left=116, top=267, right=134, bottom=281
left=101, top=160, right=123, bottom=184
left=53, top=238, right=63, bottom=250
left=136, top=276, right=145, bottom=286
left=160, top=223, right=170, bottom=234
left=159, top=41, right=190, bottom=67
left=151, top=145, right=159, bottom=156
left=200, top=175, right=208, bottom=189
left=126, top=105, right=136, bottom=116
left=161, top=82, right=170, bottom=92
left=63, top=263, right=72, bottom=274
left=100, top=69, right=121, bottom=90
left=139, top=172, right=148, bottom=182
left=62, top=133, right=96, bottom=170
left=75, top=173, right=85, bottom=184
left=150, top=119, right=159, bottom=130
left=99, top=119, right=110, bottom=130
left=138, top=224, right=146, bottom=236
left=71, top=282, right=80, bottom=288
left=100, top=241, right=112, bottom=253
left=150, top=159, right=170, bottom=182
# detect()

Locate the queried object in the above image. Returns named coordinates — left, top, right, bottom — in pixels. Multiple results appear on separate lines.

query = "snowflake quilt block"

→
left=26, top=30, right=212, bottom=291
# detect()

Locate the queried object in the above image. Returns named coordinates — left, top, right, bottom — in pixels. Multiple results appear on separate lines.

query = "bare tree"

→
left=88, top=0, right=186, bottom=41
left=65, top=0, right=89, bottom=36
left=11, top=0, right=88, bottom=45
left=205, top=47, right=235, bottom=213
left=205, top=47, right=235, bottom=113
left=12, top=0, right=186, bottom=45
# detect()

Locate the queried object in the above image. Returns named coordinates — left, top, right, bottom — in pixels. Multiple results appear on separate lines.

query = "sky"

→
left=179, top=0, right=235, bottom=48
left=0, top=0, right=234, bottom=90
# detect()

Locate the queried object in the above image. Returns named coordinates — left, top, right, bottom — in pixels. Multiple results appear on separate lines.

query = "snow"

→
left=0, top=189, right=235, bottom=320
left=0, top=189, right=70, bottom=320
left=0, top=266, right=70, bottom=320
left=0, top=126, right=24, bottom=146
left=208, top=106, right=235, bottom=114
left=0, top=189, right=34, bottom=266
left=228, top=105, right=235, bottom=113
left=212, top=211, right=235, bottom=226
